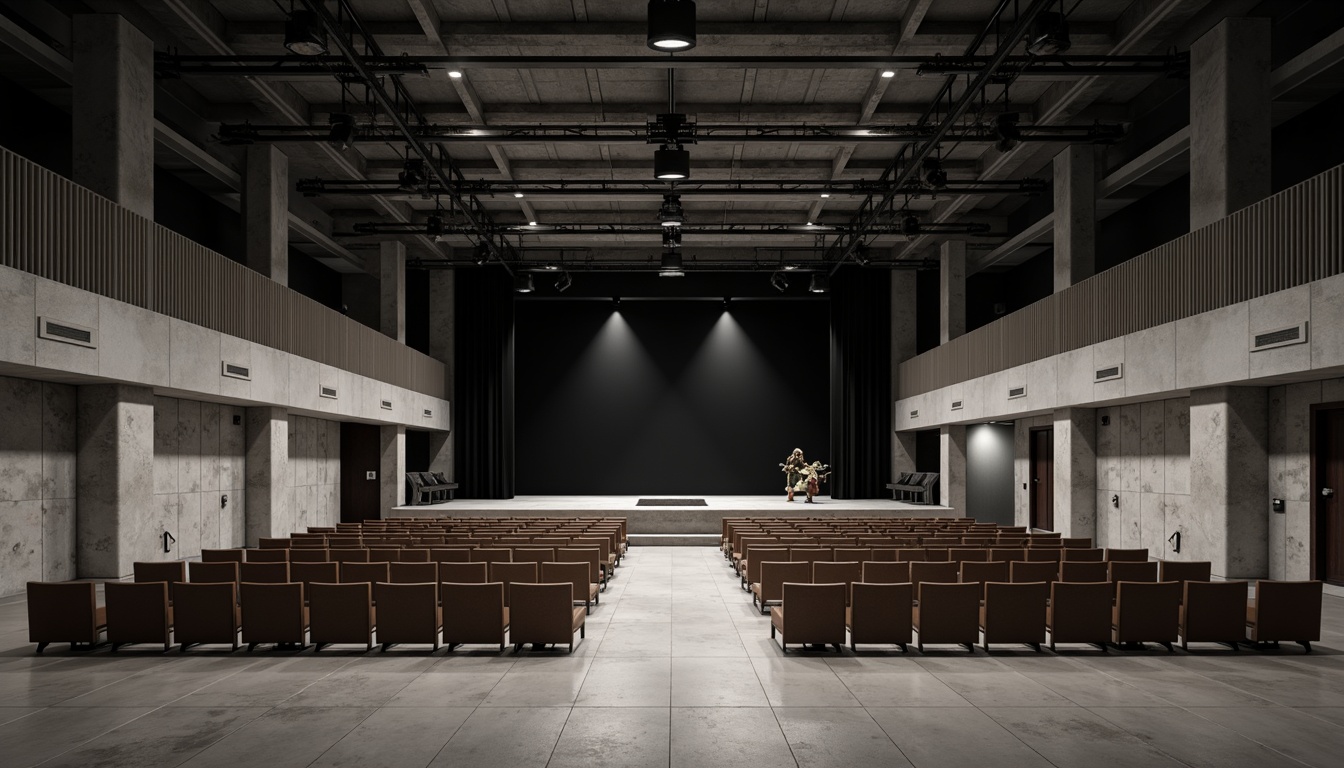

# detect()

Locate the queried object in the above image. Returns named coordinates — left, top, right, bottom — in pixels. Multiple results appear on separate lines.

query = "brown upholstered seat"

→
left=1047, top=581, right=1111, bottom=651
left=490, top=561, right=539, bottom=606
left=1059, top=561, right=1108, bottom=582
left=741, top=547, right=789, bottom=590
left=913, top=582, right=980, bottom=652
left=1113, top=581, right=1180, bottom=650
left=258, top=537, right=291, bottom=549
left=288, top=548, right=331, bottom=563
left=439, top=562, right=489, bottom=584
left=374, top=582, right=442, bottom=651
left=398, top=548, right=431, bottom=563
left=173, top=582, right=240, bottom=651
left=390, top=562, right=439, bottom=585
left=556, top=547, right=604, bottom=589
left=959, top=561, right=1010, bottom=586
left=833, top=548, right=873, bottom=563
left=470, top=548, right=514, bottom=564
left=948, top=548, right=989, bottom=564
left=894, top=548, right=927, bottom=562
left=1105, top=548, right=1149, bottom=562
left=1247, top=580, right=1323, bottom=652
left=441, top=582, right=509, bottom=652
left=240, top=582, right=307, bottom=651
left=1062, top=548, right=1104, bottom=562
left=752, top=561, right=811, bottom=615
left=201, top=548, right=245, bottom=563
left=980, top=581, right=1048, bottom=652
left=1108, top=561, right=1158, bottom=599
left=27, top=581, right=105, bottom=653
left=847, top=582, right=912, bottom=652
left=509, top=582, right=586, bottom=653
left=540, top=562, right=599, bottom=614
left=329, top=548, right=371, bottom=564
left=189, top=561, right=240, bottom=585
left=909, top=561, right=959, bottom=593
left=1159, top=560, right=1212, bottom=586
left=245, top=548, right=290, bottom=563
left=811, top=562, right=862, bottom=605
left=105, top=581, right=173, bottom=652
left=989, top=548, right=1026, bottom=562
left=770, top=582, right=846, bottom=652
left=309, top=581, right=375, bottom=652
left=1180, top=580, right=1247, bottom=651
left=1009, top=560, right=1058, bottom=583
left=511, top=547, right=556, bottom=565
left=134, top=562, right=186, bottom=605
left=861, top=561, right=911, bottom=584
left=869, top=547, right=900, bottom=561
left=239, top=562, right=290, bottom=584
left=429, top=547, right=473, bottom=563
left=341, top=561, right=391, bottom=585
left=290, top=562, right=339, bottom=593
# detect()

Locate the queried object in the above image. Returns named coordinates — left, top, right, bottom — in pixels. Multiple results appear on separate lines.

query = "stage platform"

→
left=389, top=495, right=960, bottom=541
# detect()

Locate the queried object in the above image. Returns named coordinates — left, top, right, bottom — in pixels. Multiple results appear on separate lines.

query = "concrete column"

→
left=939, top=424, right=967, bottom=512
left=1053, top=146, right=1097, bottom=291
left=1053, top=408, right=1097, bottom=540
left=243, top=145, right=290, bottom=284
left=245, top=407, right=290, bottom=545
left=1190, top=17, right=1271, bottom=230
left=891, top=269, right=917, bottom=478
left=75, top=384, right=155, bottom=578
left=939, top=240, right=966, bottom=344
left=428, top=269, right=455, bottom=479
left=380, top=425, right=406, bottom=516
left=1189, top=386, right=1268, bottom=579
left=379, top=241, right=407, bottom=341
left=72, top=15, right=154, bottom=218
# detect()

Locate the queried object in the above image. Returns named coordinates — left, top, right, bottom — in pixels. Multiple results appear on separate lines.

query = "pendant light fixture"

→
left=284, top=9, right=328, bottom=56
left=647, top=0, right=697, bottom=51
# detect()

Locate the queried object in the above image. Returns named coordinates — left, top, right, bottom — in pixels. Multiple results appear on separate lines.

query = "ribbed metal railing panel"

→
left=899, top=163, right=1344, bottom=398
left=0, top=146, right=446, bottom=399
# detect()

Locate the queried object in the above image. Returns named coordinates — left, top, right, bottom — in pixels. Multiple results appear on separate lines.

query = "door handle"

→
left=1325, top=487, right=1336, bottom=498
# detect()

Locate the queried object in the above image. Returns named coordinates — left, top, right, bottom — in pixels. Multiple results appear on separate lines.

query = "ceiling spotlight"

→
left=513, top=192, right=524, bottom=198
left=647, top=0, right=697, bottom=51
left=448, top=70, right=463, bottom=79
left=327, top=113, right=357, bottom=151
left=658, top=194, right=684, bottom=227
left=284, top=10, right=328, bottom=56
left=660, top=250, right=684, bottom=277
left=425, top=213, right=445, bottom=237
left=881, top=70, right=896, bottom=78
left=1025, top=11, right=1071, bottom=56
left=770, top=272, right=788, bottom=293
left=663, top=229, right=682, bottom=249
left=543, top=264, right=561, bottom=271
left=473, top=242, right=490, bottom=265
left=995, top=112, right=1021, bottom=153
left=820, top=193, right=831, bottom=198
left=782, top=263, right=800, bottom=271
left=398, top=158, right=426, bottom=191
left=554, top=272, right=572, bottom=293
left=514, top=273, right=535, bottom=293
left=809, top=274, right=830, bottom=294
left=922, top=157, right=947, bottom=189
left=528, top=221, right=538, bottom=226
left=854, top=244, right=872, bottom=266
left=901, top=215, right=921, bottom=238
left=654, top=145, right=690, bottom=180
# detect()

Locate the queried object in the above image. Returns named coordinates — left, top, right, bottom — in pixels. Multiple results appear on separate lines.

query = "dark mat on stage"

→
left=636, top=498, right=708, bottom=506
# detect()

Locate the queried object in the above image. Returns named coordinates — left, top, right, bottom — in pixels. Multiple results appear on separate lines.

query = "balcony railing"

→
left=0, top=146, right=445, bottom=398
left=898, top=162, right=1344, bottom=397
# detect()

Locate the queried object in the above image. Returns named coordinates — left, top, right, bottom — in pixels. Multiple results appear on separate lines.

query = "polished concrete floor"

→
left=1, top=547, right=1343, bottom=768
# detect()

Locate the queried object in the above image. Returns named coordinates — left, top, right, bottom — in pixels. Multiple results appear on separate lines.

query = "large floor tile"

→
left=1187, top=706, right=1344, bottom=768
left=307, top=706, right=472, bottom=768
left=177, top=706, right=376, bottom=768
left=773, top=707, right=913, bottom=768
left=1088, top=706, right=1305, bottom=768
left=671, top=707, right=796, bottom=768
left=0, top=706, right=155, bottom=768
left=39, top=705, right=265, bottom=768
left=868, top=707, right=1053, bottom=768
left=670, top=657, right=768, bottom=707
left=981, top=707, right=1187, bottom=768
left=547, top=706, right=671, bottom=768
left=429, top=707, right=570, bottom=768
left=576, top=656, right=671, bottom=707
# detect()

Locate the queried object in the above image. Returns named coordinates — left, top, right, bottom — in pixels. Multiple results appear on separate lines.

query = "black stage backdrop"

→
left=516, top=299, right=829, bottom=495
left=830, top=270, right=892, bottom=499
left=454, top=268, right=516, bottom=498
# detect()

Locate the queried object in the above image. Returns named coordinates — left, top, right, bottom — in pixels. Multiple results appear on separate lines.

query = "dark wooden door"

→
left=1030, top=428, right=1054, bottom=531
left=1317, top=407, right=1344, bottom=584
left=340, top=423, right=382, bottom=523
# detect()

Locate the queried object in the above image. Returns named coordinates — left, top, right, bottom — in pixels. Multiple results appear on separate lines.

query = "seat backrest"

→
left=788, top=547, right=832, bottom=564
left=745, top=548, right=789, bottom=585
left=1159, top=560, right=1212, bottom=584
left=429, top=547, right=473, bottom=563
left=555, top=547, right=602, bottom=584
left=983, top=581, right=1049, bottom=623
left=989, top=548, right=1026, bottom=562
left=245, top=548, right=289, bottom=563
left=1114, top=581, right=1181, bottom=642
left=258, top=537, right=292, bottom=549
left=1105, top=548, right=1149, bottom=562
left=374, top=582, right=438, bottom=621
left=239, top=581, right=305, bottom=643
left=390, top=562, right=438, bottom=584
left=470, top=548, right=514, bottom=564
left=1251, top=580, right=1323, bottom=641
left=397, top=548, right=430, bottom=563
left=812, top=562, right=862, bottom=602
left=1108, top=560, right=1158, bottom=583
left=959, top=560, right=1010, bottom=585
left=1062, top=547, right=1104, bottom=562
left=438, top=561, right=490, bottom=584
left=288, top=548, right=331, bottom=563
left=860, top=561, right=910, bottom=583
left=759, top=561, right=812, bottom=603
left=189, top=561, right=239, bottom=584
left=307, top=581, right=373, bottom=642
left=1009, top=560, right=1058, bottom=583
left=490, top=561, right=539, bottom=605
left=172, top=581, right=239, bottom=643
left=780, top=582, right=846, bottom=632
left=1059, top=561, right=1108, bottom=582
left=329, top=548, right=371, bottom=564
left=368, top=547, right=401, bottom=563
left=909, top=561, right=959, bottom=587
left=832, top=548, right=873, bottom=563
left=541, top=561, right=593, bottom=603
left=948, top=548, right=989, bottom=564
left=201, top=548, right=244, bottom=563
left=340, top=561, right=390, bottom=584
left=239, top=562, right=290, bottom=584
left=290, top=561, right=339, bottom=587
left=508, top=582, right=576, bottom=644
left=104, top=581, right=170, bottom=643
left=512, top=547, right=556, bottom=565
left=894, top=548, right=927, bottom=562
left=1061, top=537, right=1093, bottom=548
left=440, top=581, right=506, bottom=642
left=134, top=561, right=186, bottom=585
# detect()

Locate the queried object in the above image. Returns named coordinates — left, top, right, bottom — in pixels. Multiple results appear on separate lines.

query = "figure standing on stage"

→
left=782, top=448, right=807, bottom=502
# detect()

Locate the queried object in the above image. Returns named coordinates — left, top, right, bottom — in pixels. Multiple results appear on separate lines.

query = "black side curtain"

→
left=454, top=267, right=515, bottom=498
left=829, top=270, right=892, bottom=499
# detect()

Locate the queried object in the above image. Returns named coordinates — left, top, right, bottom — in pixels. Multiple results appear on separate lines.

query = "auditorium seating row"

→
left=27, top=558, right=595, bottom=654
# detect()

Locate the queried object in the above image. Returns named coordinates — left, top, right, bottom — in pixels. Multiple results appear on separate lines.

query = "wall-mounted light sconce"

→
left=1272, top=498, right=1285, bottom=513
left=1111, top=494, right=1119, bottom=508
left=221, top=494, right=229, bottom=510
left=1167, top=531, right=1181, bottom=553
left=163, top=531, right=176, bottom=554
left=1100, top=415, right=1110, bottom=426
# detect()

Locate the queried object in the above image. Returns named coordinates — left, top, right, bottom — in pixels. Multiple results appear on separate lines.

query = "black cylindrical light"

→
left=809, top=274, right=830, bottom=294
left=648, top=0, right=697, bottom=51
left=514, top=274, right=535, bottom=293
left=660, top=251, right=684, bottom=277
left=284, top=10, right=328, bottom=56
left=654, top=145, right=691, bottom=180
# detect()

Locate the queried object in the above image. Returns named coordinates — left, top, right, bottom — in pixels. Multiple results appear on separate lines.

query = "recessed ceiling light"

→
left=881, top=70, right=896, bottom=78
left=528, top=221, right=538, bottom=226
left=819, top=193, right=830, bottom=198
left=513, top=192, right=524, bottom=198
left=647, top=0, right=697, bottom=52
left=448, top=70, right=463, bottom=79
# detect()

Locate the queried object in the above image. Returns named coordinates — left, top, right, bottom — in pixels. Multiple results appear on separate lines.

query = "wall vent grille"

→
left=1007, top=386, right=1027, bottom=399
left=1095, top=364, right=1123, bottom=382
left=950, top=400, right=964, bottom=410
left=909, top=409, right=919, bottom=419
left=37, top=317, right=96, bottom=348
left=221, top=362, right=251, bottom=380
left=319, top=385, right=338, bottom=399
left=423, top=408, right=434, bottom=418
left=380, top=399, right=393, bottom=410
left=1251, top=323, right=1307, bottom=351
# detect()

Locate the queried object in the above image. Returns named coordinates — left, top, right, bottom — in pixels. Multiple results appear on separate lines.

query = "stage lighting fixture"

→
left=854, top=244, right=872, bottom=266
left=424, top=214, right=446, bottom=239
left=448, top=70, right=463, bottom=78
left=529, top=221, right=538, bottom=226
left=782, top=263, right=800, bottom=271
left=809, top=274, right=830, bottom=294
left=1025, top=11, right=1071, bottom=56
left=284, top=10, right=328, bottom=56
left=513, top=192, right=524, bottom=198
left=922, top=157, right=947, bottom=189
left=770, top=272, right=788, bottom=292
left=658, top=194, right=684, bottom=227
left=902, top=215, right=921, bottom=237
left=554, top=272, right=572, bottom=293
left=647, top=0, right=697, bottom=51
left=514, top=273, right=535, bottom=293
left=473, top=241, right=490, bottom=265
left=542, top=264, right=561, bottom=271
left=654, top=145, right=691, bottom=180
left=995, top=113, right=1021, bottom=152
left=663, top=229, right=682, bottom=249
left=327, top=113, right=357, bottom=151
left=820, top=192, right=831, bottom=198
left=660, top=251, right=684, bottom=277
left=398, top=158, right=426, bottom=190
left=881, top=70, right=895, bottom=78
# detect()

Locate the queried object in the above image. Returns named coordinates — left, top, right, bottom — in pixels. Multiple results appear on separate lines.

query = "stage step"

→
left=629, top=533, right=720, bottom=547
